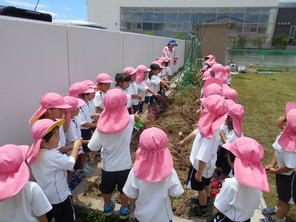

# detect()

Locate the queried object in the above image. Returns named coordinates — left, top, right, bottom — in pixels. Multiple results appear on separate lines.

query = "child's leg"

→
left=120, top=193, right=129, bottom=208
left=275, top=200, right=290, bottom=219
left=117, top=169, right=131, bottom=208
left=198, top=189, right=207, bottom=206
left=102, top=193, right=112, bottom=205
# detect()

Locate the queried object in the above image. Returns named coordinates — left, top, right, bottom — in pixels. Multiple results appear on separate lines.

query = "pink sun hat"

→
left=224, top=65, right=231, bottom=78
left=212, top=63, right=226, bottom=82
left=203, top=77, right=223, bottom=89
left=227, top=100, right=245, bottom=137
left=68, top=81, right=95, bottom=97
left=97, top=88, right=130, bottom=134
left=198, top=95, right=228, bottom=138
left=223, top=137, right=270, bottom=192
left=205, top=60, right=216, bottom=67
left=27, top=119, right=65, bottom=165
left=158, top=56, right=171, bottom=63
left=223, top=84, right=238, bottom=102
left=278, top=102, right=296, bottom=152
left=133, top=127, right=173, bottom=183
left=152, top=60, right=165, bottom=69
left=123, top=66, right=137, bottom=75
left=96, top=73, right=113, bottom=84
left=0, top=144, right=30, bottom=201
left=203, top=83, right=224, bottom=99
left=202, top=68, right=213, bottom=81
left=204, top=54, right=216, bottom=62
left=81, top=80, right=97, bottom=89
left=64, top=96, right=85, bottom=126
left=29, top=92, right=71, bottom=124
left=135, top=64, right=151, bottom=84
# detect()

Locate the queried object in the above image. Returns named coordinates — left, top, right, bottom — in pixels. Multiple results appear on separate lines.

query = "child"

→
left=178, top=95, right=228, bottom=217
left=146, top=63, right=169, bottom=120
left=0, top=144, right=52, bottom=222
left=94, top=73, right=113, bottom=112
left=212, top=137, right=270, bottom=222
left=69, top=81, right=96, bottom=173
left=123, top=127, right=184, bottom=222
left=64, top=96, right=86, bottom=187
left=29, top=92, right=72, bottom=153
left=263, top=102, right=296, bottom=222
left=158, top=56, right=172, bottom=81
left=123, top=67, right=142, bottom=113
left=29, top=119, right=81, bottom=222
left=81, top=80, right=99, bottom=120
left=88, top=88, right=139, bottom=219
left=214, top=101, right=245, bottom=194
left=135, top=64, right=160, bottom=114
left=115, top=73, right=132, bottom=112
left=162, top=39, right=179, bottom=70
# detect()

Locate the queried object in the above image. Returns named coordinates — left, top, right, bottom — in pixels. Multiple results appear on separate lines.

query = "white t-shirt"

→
left=146, top=75, right=161, bottom=96
left=159, top=67, right=172, bottom=81
left=88, top=115, right=134, bottom=172
left=130, top=82, right=139, bottom=106
left=88, top=100, right=96, bottom=115
left=76, top=104, right=92, bottom=130
left=123, top=168, right=184, bottom=222
left=273, top=134, right=296, bottom=176
left=0, top=181, right=52, bottom=222
left=214, top=177, right=261, bottom=221
left=121, top=87, right=132, bottom=108
left=31, top=149, right=75, bottom=204
left=137, top=81, right=149, bottom=101
left=221, top=124, right=239, bottom=144
left=66, top=119, right=81, bottom=144
left=189, top=128, right=222, bottom=178
left=94, top=90, right=105, bottom=110
left=58, top=124, right=66, bottom=148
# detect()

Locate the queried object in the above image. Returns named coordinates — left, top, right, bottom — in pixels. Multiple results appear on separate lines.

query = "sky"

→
left=0, top=0, right=87, bottom=21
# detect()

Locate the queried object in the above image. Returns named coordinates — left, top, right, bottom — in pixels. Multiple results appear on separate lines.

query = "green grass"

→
left=232, top=73, right=296, bottom=220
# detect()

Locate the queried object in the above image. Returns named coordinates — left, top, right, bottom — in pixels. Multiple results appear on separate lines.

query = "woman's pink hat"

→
left=278, top=102, right=296, bottom=152
left=133, top=127, right=173, bottom=182
left=0, top=144, right=30, bottom=201
left=69, top=82, right=95, bottom=97
left=223, top=137, right=270, bottom=192
left=29, top=92, right=71, bottom=124
left=223, top=84, right=238, bottom=102
left=27, top=119, right=64, bottom=165
left=64, top=96, right=85, bottom=126
left=198, top=95, right=228, bottom=138
left=97, top=89, right=130, bottom=134
left=81, top=80, right=97, bottom=89
left=226, top=100, right=245, bottom=137
left=135, top=65, right=150, bottom=83
left=123, top=67, right=137, bottom=75
left=96, top=73, right=113, bottom=84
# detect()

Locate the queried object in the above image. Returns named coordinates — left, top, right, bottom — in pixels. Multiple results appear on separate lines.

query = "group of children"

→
left=0, top=42, right=295, bottom=222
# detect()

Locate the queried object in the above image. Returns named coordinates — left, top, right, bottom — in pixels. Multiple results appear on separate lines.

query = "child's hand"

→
left=194, top=98, right=201, bottom=105
left=267, top=167, right=277, bottom=174
left=277, top=115, right=287, bottom=130
left=177, top=140, right=185, bottom=146
left=154, top=92, right=161, bottom=97
left=74, top=139, right=82, bottom=149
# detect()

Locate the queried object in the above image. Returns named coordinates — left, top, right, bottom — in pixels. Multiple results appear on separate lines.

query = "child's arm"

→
left=81, top=122, right=97, bottom=128
left=146, top=88, right=160, bottom=97
left=220, top=130, right=227, bottom=144
left=59, top=145, right=73, bottom=153
left=131, top=94, right=142, bottom=100
left=268, top=166, right=293, bottom=174
left=177, top=130, right=196, bottom=146
left=38, top=215, right=48, bottom=222
left=70, top=139, right=82, bottom=160
left=90, top=113, right=100, bottom=119
left=265, top=152, right=277, bottom=171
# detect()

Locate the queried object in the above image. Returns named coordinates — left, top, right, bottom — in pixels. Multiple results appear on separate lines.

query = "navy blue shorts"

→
left=187, top=165, right=211, bottom=191
left=99, top=169, right=131, bottom=194
left=145, top=96, right=155, bottom=105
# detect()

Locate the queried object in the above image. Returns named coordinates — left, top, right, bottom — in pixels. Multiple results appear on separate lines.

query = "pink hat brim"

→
left=222, top=143, right=269, bottom=192
left=0, top=145, right=30, bottom=201
left=98, top=80, right=113, bottom=84
left=204, top=78, right=223, bottom=89
left=29, top=106, right=47, bottom=124
left=133, top=147, right=173, bottom=182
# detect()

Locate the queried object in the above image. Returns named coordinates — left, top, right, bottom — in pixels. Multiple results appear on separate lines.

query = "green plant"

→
left=236, top=35, right=248, bottom=48
left=251, top=36, right=267, bottom=49
left=143, top=32, right=154, bottom=36
left=272, top=34, right=289, bottom=49
left=172, top=32, right=186, bottom=40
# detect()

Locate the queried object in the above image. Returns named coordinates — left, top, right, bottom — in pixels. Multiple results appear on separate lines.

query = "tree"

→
left=172, top=32, right=186, bottom=40
left=251, top=36, right=266, bottom=49
left=272, top=34, right=289, bottom=49
left=236, top=35, right=248, bottom=48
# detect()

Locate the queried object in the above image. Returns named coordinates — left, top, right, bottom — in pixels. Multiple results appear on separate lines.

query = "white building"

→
left=88, top=0, right=281, bottom=47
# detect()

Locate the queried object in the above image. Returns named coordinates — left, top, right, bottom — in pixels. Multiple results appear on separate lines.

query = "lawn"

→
left=231, top=73, right=296, bottom=220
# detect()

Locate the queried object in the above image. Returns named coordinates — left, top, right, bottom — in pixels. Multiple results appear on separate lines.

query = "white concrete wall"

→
left=88, top=0, right=280, bottom=31
left=0, top=16, right=185, bottom=145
